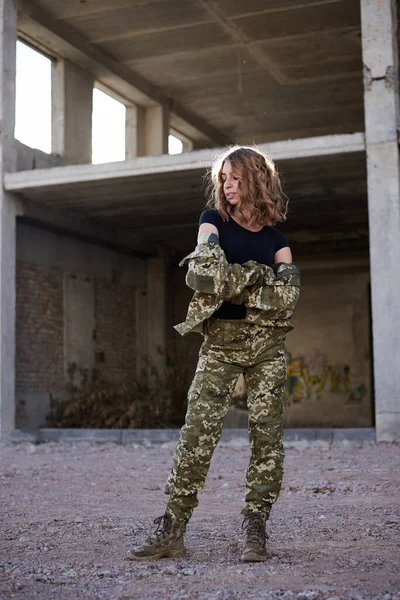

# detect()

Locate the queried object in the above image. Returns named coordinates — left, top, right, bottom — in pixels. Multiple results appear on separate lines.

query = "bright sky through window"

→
left=15, top=40, right=52, bottom=154
left=169, top=134, right=183, bottom=155
left=15, top=41, right=186, bottom=162
left=92, top=88, right=126, bottom=164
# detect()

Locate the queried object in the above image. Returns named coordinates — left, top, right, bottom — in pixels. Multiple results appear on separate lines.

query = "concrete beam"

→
left=4, top=133, right=366, bottom=193
left=52, top=59, right=93, bottom=164
left=18, top=201, right=157, bottom=258
left=199, top=0, right=357, bottom=86
left=361, top=0, right=400, bottom=442
left=17, top=0, right=229, bottom=147
left=17, top=220, right=146, bottom=287
left=22, top=426, right=377, bottom=446
left=259, top=133, right=365, bottom=159
left=0, top=0, right=18, bottom=436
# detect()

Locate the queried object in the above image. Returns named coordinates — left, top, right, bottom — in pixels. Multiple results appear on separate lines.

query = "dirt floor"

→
left=1, top=437, right=399, bottom=600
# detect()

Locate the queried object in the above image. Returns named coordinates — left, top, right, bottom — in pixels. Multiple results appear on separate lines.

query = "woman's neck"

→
left=229, top=207, right=263, bottom=232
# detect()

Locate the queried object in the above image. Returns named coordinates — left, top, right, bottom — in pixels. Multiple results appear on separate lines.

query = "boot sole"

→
left=127, top=548, right=185, bottom=561
left=241, top=550, right=267, bottom=562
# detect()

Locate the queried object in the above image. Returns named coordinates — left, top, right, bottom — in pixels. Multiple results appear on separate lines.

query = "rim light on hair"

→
left=205, top=145, right=288, bottom=228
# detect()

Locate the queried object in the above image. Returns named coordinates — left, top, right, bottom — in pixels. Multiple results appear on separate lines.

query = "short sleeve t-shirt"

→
left=198, top=209, right=289, bottom=319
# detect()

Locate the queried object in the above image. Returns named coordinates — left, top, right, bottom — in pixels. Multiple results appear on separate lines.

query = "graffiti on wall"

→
left=286, top=349, right=368, bottom=406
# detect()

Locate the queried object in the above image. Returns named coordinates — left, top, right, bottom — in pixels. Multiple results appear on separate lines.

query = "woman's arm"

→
left=198, top=222, right=219, bottom=245
left=274, top=246, right=293, bottom=264
left=181, top=230, right=264, bottom=300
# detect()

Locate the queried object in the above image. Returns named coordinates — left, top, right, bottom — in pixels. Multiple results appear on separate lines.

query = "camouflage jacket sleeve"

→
left=179, top=242, right=264, bottom=301
left=174, top=247, right=301, bottom=336
left=244, top=262, right=301, bottom=318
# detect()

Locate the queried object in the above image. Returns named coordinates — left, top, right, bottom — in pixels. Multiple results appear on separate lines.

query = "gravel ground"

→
left=1, top=438, right=399, bottom=600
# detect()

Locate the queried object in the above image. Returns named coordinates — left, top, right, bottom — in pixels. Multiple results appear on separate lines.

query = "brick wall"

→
left=16, top=261, right=64, bottom=394
left=16, top=260, right=138, bottom=395
left=95, top=280, right=137, bottom=384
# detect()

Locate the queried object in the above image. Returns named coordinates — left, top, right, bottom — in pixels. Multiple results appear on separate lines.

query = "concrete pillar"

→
left=52, top=59, right=93, bottom=164
left=146, top=257, right=167, bottom=378
left=135, top=285, right=148, bottom=381
left=361, top=0, right=400, bottom=442
left=126, top=105, right=145, bottom=159
left=0, top=0, right=18, bottom=436
left=145, top=105, right=169, bottom=156
left=126, top=104, right=169, bottom=158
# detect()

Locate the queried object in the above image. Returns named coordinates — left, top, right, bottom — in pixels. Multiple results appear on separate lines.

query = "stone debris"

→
left=0, top=440, right=399, bottom=599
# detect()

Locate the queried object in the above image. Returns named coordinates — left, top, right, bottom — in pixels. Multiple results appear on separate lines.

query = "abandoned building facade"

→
left=0, top=0, right=399, bottom=441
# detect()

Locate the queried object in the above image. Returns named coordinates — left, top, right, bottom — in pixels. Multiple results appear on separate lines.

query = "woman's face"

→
left=221, top=160, right=240, bottom=205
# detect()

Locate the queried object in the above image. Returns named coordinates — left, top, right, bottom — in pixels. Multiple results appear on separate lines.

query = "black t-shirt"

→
left=199, top=209, right=289, bottom=320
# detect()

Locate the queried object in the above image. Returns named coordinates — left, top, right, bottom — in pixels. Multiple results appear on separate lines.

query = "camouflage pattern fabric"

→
left=174, top=242, right=300, bottom=336
left=183, top=242, right=265, bottom=300
left=165, top=318, right=287, bottom=524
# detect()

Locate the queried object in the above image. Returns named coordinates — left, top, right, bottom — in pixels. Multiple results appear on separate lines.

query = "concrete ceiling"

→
left=9, top=146, right=368, bottom=261
left=15, top=1, right=375, bottom=261
left=18, top=0, right=368, bottom=146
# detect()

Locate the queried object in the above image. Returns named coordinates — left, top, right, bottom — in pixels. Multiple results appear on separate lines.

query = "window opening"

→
left=92, top=87, right=126, bottom=164
left=15, top=40, right=52, bottom=153
left=168, top=134, right=183, bottom=155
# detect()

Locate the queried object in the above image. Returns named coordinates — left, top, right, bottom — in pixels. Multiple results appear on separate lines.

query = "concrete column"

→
left=135, top=285, right=148, bottom=381
left=146, top=257, right=167, bottom=378
left=0, top=0, right=18, bottom=436
left=52, top=59, right=93, bottom=164
left=361, top=0, right=400, bottom=441
left=126, top=105, right=145, bottom=158
left=126, top=104, right=169, bottom=158
left=145, top=105, right=169, bottom=156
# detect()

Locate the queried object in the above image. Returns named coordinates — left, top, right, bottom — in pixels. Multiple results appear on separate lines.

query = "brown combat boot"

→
left=241, top=511, right=268, bottom=562
left=126, top=513, right=186, bottom=561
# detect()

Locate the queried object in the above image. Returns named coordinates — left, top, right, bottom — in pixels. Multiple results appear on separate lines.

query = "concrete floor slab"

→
left=7, top=427, right=378, bottom=446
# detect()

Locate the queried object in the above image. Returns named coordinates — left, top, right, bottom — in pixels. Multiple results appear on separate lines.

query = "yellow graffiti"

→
left=286, top=354, right=365, bottom=404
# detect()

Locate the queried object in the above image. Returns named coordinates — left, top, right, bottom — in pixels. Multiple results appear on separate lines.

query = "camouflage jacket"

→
left=174, top=242, right=301, bottom=336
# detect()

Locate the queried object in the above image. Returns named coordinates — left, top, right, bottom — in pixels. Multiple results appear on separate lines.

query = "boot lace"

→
left=146, top=513, right=172, bottom=543
left=242, top=513, right=268, bottom=545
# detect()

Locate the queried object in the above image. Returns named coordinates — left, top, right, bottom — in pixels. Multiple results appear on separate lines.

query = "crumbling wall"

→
left=15, top=222, right=144, bottom=429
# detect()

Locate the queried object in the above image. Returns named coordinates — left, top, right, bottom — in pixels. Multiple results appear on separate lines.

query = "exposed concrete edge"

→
left=3, top=427, right=378, bottom=445
left=4, top=133, right=365, bottom=192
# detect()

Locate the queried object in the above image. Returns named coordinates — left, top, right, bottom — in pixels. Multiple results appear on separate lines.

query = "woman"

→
left=127, top=146, right=300, bottom=563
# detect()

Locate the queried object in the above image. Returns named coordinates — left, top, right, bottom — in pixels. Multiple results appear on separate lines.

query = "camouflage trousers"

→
left=165, top=318, right=288, bottom=524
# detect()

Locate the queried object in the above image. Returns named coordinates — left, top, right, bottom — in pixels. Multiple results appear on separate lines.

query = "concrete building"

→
left=0, top=0, right=399, bottom=441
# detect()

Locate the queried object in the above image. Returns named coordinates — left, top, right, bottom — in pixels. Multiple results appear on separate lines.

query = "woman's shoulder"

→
left=265, top=226, right=289, bottom=249
left=199, top=208, right=223, bottom=228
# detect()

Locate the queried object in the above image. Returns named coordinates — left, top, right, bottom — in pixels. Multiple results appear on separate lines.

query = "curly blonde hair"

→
left=206, top=145, right=288, bottom=227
